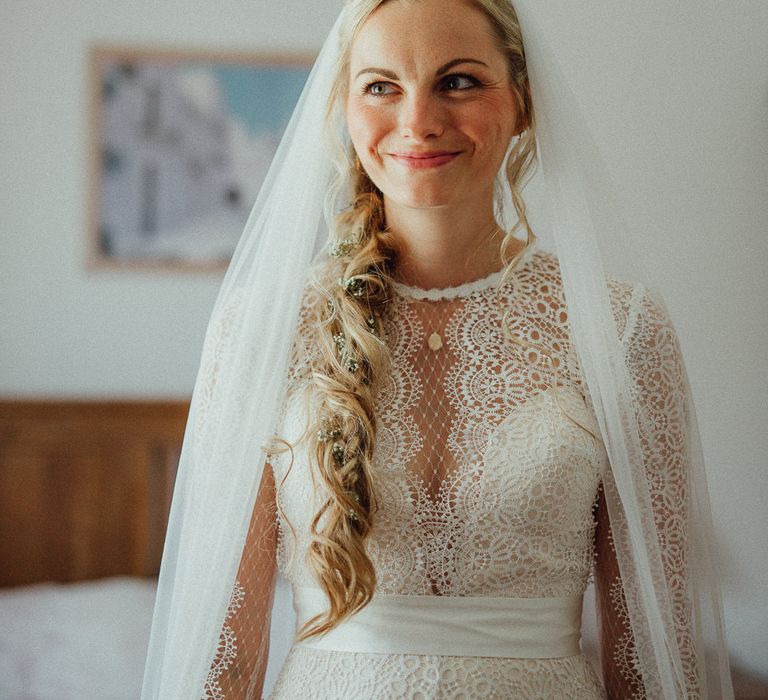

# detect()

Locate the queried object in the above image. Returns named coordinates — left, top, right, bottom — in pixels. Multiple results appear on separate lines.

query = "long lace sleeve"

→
left=595, top=284, right=699, bottom=699
left=203, top=461, right=279, bottom=700
left=198, top=280, right=320, bottom=700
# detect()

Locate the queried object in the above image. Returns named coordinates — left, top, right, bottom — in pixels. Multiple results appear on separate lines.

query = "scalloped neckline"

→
left=392, top=243, right=536, bottom=301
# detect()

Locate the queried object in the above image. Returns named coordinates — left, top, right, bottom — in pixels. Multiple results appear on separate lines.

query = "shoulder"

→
left=604, top=278, right=678, bottom=352
left=503, top=247, right=568, bottom=315
left=517, top=247, right=565, bottom=293
left=521, top=246, right=673, bottom=344
left=201, top=258, right=332, bottom=353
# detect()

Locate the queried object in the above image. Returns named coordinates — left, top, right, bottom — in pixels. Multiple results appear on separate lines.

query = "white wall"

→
left=0, top=0, right=341, bottom=398
left=1, top=0, right=766, bottom=691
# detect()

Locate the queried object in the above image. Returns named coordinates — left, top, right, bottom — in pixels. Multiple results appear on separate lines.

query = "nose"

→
left=398, top=92, right=445, bottom=141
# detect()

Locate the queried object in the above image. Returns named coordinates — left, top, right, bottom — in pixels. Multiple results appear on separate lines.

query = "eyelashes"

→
left=360, top=73, right=485, bottom=97
left=441, top=74, right=483, bottom=91
left=361, top=81, right=395, bottom=96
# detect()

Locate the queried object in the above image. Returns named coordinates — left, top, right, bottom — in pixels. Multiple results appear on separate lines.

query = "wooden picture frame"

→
left=87, top=46, right=313, bottom=271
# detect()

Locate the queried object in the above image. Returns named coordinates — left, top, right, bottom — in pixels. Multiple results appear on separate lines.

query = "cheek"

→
left=346, top=103, right=388, bottom=159
left=464, top=94, right=519, bottom=149
left=470, top=120, right=516, bottom=175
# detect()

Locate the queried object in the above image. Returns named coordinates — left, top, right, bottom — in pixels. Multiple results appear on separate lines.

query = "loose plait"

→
left=295, top=164, right=399, bottom=640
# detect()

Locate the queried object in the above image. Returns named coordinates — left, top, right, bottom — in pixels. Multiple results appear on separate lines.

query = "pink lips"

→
left=389, top=151, right=460, bottom=169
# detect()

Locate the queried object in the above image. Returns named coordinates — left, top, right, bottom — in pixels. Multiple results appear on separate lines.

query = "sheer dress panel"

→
left=203, top=462, right=278, bottom=700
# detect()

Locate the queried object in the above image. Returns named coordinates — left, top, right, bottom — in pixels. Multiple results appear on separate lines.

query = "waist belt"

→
left=293, top=586, right=583, bottom=658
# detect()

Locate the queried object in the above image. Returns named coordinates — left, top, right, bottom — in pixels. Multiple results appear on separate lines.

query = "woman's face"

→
left=346, top=0, right=522, bottom=212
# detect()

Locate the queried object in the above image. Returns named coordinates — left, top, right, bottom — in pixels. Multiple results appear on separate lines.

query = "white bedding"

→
left=0, top=576, right=157, bottom=700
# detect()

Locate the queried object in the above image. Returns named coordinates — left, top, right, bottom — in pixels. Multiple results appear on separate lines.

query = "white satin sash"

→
left=293, top=586, right=583, bottom=658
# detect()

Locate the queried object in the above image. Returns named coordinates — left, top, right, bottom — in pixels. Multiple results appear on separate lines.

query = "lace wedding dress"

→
left=203, top=246, right=691, bottom=699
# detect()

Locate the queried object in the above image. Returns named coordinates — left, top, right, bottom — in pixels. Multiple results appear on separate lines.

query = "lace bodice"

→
left=273, top=249, right=606, bottom=601
left=204, top=248, right=697, bottom=699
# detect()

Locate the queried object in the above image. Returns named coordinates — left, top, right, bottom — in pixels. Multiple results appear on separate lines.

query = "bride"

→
left=141, top=1, right=733, bottom=698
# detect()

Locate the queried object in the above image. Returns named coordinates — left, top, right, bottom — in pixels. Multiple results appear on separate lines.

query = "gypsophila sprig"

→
left=333, top=331, right=361, bottom=374
left=339, top=276, right=366, bottom=298
left=317, top=425, right=342, bottom=443
left=329, top=238, right=357, bottom=258
left=348, top=491, right=361, bottom=521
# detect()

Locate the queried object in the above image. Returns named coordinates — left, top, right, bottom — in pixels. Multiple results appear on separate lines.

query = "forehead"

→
left=349, top=0, right=506, bottom=75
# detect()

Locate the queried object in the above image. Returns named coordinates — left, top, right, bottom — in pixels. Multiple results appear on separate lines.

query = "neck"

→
left=384, top=196, right=516, bottom=290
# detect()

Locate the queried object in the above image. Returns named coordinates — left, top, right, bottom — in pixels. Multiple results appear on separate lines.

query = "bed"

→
left=0, top=576, right=157, bottom=699
left=0, top=400, right=187, bottom=700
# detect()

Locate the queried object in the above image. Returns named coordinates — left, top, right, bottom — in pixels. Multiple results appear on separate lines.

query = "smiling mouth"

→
left=388, top=151, right=461, bottom=169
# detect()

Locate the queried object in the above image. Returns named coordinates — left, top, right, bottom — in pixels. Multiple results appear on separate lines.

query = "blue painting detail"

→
left=214, top=65, right=308, bottom=135
left=96, top=54, right=311, bottom=267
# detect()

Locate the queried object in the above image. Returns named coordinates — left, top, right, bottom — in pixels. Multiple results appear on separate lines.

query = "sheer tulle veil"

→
left=140, top=2, right=733, bottom=698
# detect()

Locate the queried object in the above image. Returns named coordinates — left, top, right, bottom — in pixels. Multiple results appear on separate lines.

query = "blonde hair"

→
left=295, top=0, right=538, bottom=641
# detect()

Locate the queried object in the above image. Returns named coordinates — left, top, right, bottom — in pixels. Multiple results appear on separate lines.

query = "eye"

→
left=363, top=81, right=396, bottom=96
left=442, top=74, right=479, bottom=91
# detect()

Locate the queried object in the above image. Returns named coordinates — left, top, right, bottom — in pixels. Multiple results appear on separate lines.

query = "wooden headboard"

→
left=0, top=399, right=189, bottom=587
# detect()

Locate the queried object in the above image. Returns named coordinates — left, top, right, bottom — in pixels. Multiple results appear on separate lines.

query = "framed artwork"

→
left=87, top=46, right=313, bottom=271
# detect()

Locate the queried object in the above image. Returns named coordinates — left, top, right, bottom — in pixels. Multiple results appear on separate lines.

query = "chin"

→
left=388, top=183, right=462, bottom=210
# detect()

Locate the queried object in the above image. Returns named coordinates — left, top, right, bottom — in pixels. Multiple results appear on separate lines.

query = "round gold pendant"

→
left=428, top=332, right=443, bottom=351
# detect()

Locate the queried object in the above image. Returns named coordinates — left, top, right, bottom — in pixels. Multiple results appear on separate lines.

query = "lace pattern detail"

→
left=203, top=581, right=246, bottom=700
left=609, top=576, right=645, bottom=698
left=269, top=647, right=607, bottom=699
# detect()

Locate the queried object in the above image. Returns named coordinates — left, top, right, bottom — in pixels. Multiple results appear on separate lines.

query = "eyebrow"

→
left=353, top=58, right=490, bottom=81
